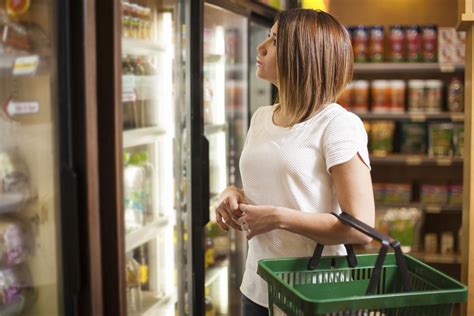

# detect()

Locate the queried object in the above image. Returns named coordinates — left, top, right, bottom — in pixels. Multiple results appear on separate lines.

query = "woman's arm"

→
left=240, top=154, right=375, bottom=245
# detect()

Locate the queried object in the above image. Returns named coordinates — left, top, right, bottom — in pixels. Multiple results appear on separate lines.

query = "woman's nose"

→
left=257, top=43, right=266, bottom=56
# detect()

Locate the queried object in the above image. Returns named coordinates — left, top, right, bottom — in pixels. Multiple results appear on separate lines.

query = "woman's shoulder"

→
left=323, top=103, right=363, bottom=127
left=250, top=105, right=274, bottom=124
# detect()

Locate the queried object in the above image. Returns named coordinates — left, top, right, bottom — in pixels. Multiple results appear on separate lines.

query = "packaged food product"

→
left=371, top=80, right=389, bottom=112
left=369, top=25, right=384, bottom=62
left=400, top=122, right=426, bottom=154
left=384, top=183, right=412, bottom=204
left=352, top=25, right=368, bottom=62
left=448, top=184, right=463, bottom=206
left=420, top=184, right=449, bottom=204
left=407, top=80, right=425, bottom=111
left=440, top=231, right=454, bottom=254
left=0, top=264, right=34, bottom=308
left=428, top=123, right=453, bottom=157
left=389, top=25, right=405, bottom=62
left=389, top=80, right=406, bottom=112
left=370, top=121, right=395, bottom=155
left=384, top=207, right=422, bottom=252
left=447, top=77, right=464, bottom=112
left=424, top=233, right=438, bottom=253
left=406, top=25, right=422, bottom=62
left=425, top=80, right=443, bottom=112
left=351, top=80, right=369, bottom=112
left=452, top=124, right=464, bottom=157
left=422, top=24, right=437, bottom=62
left=0, top=219, right=32, bottom=267
left=372, top=183, right=385, bottom=203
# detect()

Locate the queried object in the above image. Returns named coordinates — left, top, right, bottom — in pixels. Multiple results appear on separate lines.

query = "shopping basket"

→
left=258, top=212, right=467, bottom=316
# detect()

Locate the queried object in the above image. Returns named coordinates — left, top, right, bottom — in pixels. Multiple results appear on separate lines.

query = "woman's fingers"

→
left=215, top=211, right=229, bottom=231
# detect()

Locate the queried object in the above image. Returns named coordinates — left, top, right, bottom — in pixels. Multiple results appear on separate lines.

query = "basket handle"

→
left=307, top=211, right=412, bottom=295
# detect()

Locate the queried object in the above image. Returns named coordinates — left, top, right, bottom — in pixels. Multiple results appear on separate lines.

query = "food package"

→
left=400, top=122, right=426, bottom=154
left=0, top=264, right=34, bottom=313
left=420, top=184, right=449, bottom=205
left=0, top=218, right=32, bottom=267
left=383, top=207, right=422, bottom=252
left=370, top=121, right=395, bottom=155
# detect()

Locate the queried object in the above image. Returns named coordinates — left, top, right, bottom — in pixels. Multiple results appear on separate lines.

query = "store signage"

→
left=12, top=55, right=39, bottom=76
left=5, top=100, right=39, bottom=116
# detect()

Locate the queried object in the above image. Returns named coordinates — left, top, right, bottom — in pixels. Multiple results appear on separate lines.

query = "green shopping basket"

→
left=258, top=212, right=467, bottom=316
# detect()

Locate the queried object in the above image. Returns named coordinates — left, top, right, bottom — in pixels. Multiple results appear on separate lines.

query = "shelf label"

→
left=425, top=205, right=442, bottom=213
left=408, top=113, right=426, bottom=122
left=406, top=156, right=422, bottom=165
left=12, top=55, right=39, bottom=76
left=439, top=63, right=455, bottom=73
left=436, top=158, right=452, bottom=166
left=5, top=100, right=39, bottom=116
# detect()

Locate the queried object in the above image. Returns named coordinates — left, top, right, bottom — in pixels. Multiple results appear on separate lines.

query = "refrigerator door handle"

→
left=202, top=135, right=210, bottom=226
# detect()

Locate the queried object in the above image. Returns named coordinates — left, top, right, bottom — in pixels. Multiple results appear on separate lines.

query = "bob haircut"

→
left=274, top=9, right=353, bottom=125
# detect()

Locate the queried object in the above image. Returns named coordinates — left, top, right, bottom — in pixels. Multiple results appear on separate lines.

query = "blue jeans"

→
left=241, top=295, right=269, bottom=316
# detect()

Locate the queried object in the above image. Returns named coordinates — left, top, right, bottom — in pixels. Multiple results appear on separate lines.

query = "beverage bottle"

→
left=204, top=288, right=216, bottom=316
left=126, top=254, right=142, bottom=313
left=204, top=236, right=215, bottom=269
left=134, top=57, right=147, bottom=128
left=138, top=246, right=149, bottom=290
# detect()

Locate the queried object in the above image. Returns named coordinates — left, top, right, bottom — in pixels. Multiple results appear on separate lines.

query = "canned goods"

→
left=408, top=80, right=425, bottom=111
left=353, top=26, right=368, bottom=63
left=371, top=80, right=389, bottom=112
left=425, top=80, right=443, bottom=112
left=389, top=80, right=406, bottom=112
left=422, top=24, right=437, bottom=62
left=369, top=25, right=384, bottom=62
left=389, top=25, right=405, bottom=62
left=406, top=25, right=422, bottom=62
left=352, top=80, right=369, bottom=112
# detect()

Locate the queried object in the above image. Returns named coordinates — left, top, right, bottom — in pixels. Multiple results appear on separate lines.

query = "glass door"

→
left=0, top=0, right=63, bottom=314
left=249, top=20, right=273, bottom=117
left=120, top=1, right=182, bottom=315
left=203, top=4, right=248, bottom=315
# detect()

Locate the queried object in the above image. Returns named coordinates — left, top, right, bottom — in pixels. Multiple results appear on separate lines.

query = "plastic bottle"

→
left=126, top=254, right=142, bottom=313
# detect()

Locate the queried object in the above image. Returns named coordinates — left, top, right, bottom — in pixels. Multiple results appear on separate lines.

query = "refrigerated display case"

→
left=0, top=0, right=101, bottom=315
left=203, top=3, right=248, bottom=315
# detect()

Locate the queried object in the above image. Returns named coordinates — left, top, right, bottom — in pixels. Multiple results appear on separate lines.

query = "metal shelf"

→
left=353, top=62, right=464, bottom=73
left=205, top=259, right=229, bottom=287
left=126, top=216, right=170, bottom=252
left=370, top=154, right=463, bottom=166
left=123, top=127, right=167, bottom=148
left=122, top=38, right=165, bottom=55
left=375, top=203, right=461, bottom=213
left=356, top=112, right=464, bottom=122
left=409, top=252, right=461, bottom=264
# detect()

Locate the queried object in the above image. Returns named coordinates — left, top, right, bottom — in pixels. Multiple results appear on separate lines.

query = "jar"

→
left=351, top=80, right=369, bottom=112
left=389, top=25, right=405, bottom=62
left=425, top=80, right=443, bottom=113
left=369, top=25, right=384, bottom=62
left=422, top=24, right=437, bottom=62
left=352, top=26, right=368, bottom=63
left=406, top=25, right=422, bottom=62
left=447, top=77, right=464, bottom=112
left=389, top=80, right=406, bottom=112
left=371, top=80, right=389, bottom=112
left=408, top=80, right=425, bottom=111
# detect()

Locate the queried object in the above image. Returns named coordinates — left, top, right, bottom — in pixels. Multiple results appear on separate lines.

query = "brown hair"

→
left=274, top=9, right=353, bottom=125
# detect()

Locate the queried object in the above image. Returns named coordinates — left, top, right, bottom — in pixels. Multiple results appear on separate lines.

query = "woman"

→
left=215, top=9, right=375, bottom=315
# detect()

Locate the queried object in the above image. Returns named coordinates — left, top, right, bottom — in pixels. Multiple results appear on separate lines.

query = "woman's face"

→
left=256, top=23, right=278, bottom=85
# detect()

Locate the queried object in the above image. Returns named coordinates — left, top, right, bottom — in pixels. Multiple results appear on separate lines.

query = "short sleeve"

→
left=243, top=106, right=270, bottom=148
left=322, top=111, right=371, bottom=173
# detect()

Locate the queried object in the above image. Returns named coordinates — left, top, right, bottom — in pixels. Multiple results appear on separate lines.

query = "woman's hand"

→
left=239, top=204, right=280, bottom=239
left=215, top=186, right=246, bottom=231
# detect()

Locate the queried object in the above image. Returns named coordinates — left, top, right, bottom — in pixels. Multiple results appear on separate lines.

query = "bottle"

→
left=204, top=236, right=215, bottom=269
left=126, top=254, right=142, bottom=313
left=204, top=288, right=215, bottom=316
left=137, top=246, right=149, bottom=291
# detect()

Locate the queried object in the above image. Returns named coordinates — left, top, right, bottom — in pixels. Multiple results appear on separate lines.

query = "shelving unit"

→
left=205, top=259, right=229, bottom=287
left=356, top=112, right=464, bottom=122
left=123, top=127, right=167, bottom=148
left=353, top=62, right=464, bottom=74
left=122, top=38, right=166, bottom=55
left=376, top=203, right=461, bottom=213
left=125, top=216, right=170, bottom=252
left=369, top=154, right=463, bottom=166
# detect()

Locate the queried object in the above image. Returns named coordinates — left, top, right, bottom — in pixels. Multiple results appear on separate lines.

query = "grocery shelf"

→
left=204, top=123, right=227, bottom=135
left=205, top=259, right=229, bottom=287
left=409, top=252, right=461, bottom=265
left=353, top=62, right=464, bottom=73
left=122, top=38, right=165, bottom=55
left=123, top=126, right=167, bottom=148
left=126, top=216, right=170, bottom=252
left=131, top=291, right=172, bottom=316
left=204, top=53, right=225, bottom=63
left=356, top=112, right=464, bottom=122
left=370, top=154, right=463, bottom=166
left=376, top=203, right=461, bottom=213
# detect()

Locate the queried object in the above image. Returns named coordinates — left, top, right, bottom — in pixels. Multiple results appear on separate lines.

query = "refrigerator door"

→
left=249, top=20, right=273, bottom=117
left=0, top=0, right=80, bottom=315
left=203, top=3, right=248, bottom=315
left=120, top=0, right=191, bottom=315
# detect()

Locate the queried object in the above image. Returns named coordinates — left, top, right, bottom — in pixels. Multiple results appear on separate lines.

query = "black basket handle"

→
left=307, top=211, right=412, bottom=295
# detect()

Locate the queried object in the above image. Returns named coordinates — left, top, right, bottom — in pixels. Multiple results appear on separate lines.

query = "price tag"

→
left=12, top=55, right=39, bottom=76
left=406, top=156, right=422, bottom=165
left=439, top=63, right=456, bottom=73
left=5, top=100, right=39, bottom=116
left=425, top=205, right=442, bottom=213
left=409, top=113, right=426, bottom=122
left=436, top=157, right=452, bottom=166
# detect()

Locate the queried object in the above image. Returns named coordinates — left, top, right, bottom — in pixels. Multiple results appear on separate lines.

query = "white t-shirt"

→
left=239, top=103, right=371, bottom=307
